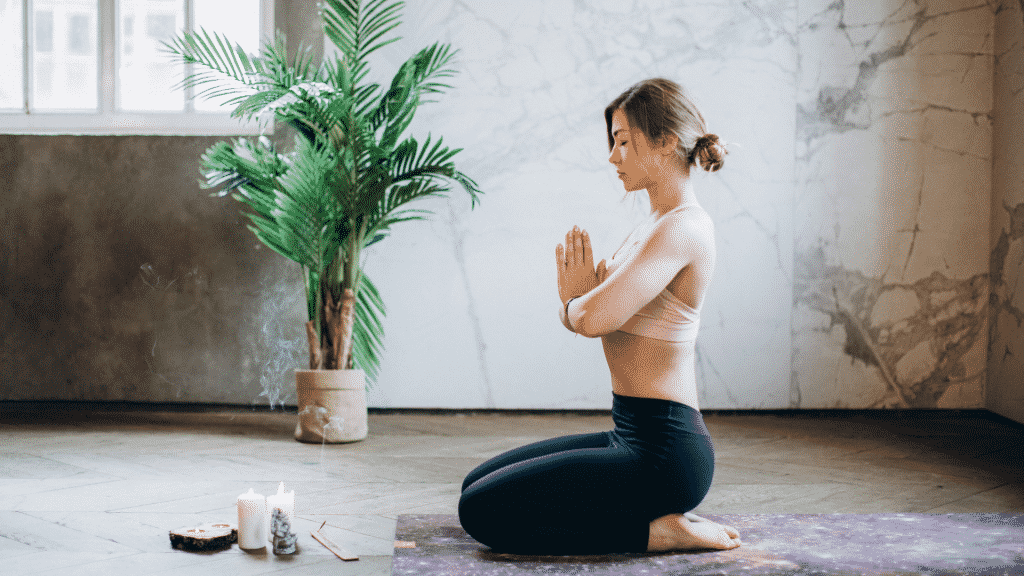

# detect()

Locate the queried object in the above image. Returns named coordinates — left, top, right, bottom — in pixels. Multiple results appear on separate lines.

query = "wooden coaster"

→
left=169, top=522, right=237, bottom=551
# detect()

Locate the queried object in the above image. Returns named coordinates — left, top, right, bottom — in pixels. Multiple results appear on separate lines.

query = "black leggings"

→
left=458, top=392, right=715, bottom=555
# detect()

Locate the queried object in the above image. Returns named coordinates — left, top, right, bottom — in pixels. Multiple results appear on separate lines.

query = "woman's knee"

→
left=461, top=464, right=489, bottom=493
left=458, top=489, right=490, bottom=545
left=459, top=490, right=527, bottom=553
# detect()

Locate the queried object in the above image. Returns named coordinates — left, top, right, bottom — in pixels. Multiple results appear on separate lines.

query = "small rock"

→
left=271, top=507, right=297, bottom=554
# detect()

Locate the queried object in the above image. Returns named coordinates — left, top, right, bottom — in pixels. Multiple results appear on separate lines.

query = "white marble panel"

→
left=349, top=0, right=797, bottom=408
left=988, top=0, right=1024, bottom=424
left=793, top=0, right=993, bottom=408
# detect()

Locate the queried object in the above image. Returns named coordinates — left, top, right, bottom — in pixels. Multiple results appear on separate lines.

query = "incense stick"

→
left=311, top=529, right=359, bottom=561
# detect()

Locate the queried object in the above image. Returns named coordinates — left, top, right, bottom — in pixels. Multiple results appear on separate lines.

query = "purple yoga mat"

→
left=392, top=513, right=1024, bottom=575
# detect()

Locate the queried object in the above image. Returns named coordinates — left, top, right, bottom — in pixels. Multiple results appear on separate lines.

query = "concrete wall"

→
left=988, top=0, right=1024, bottom=425
left=0, top=0, right=321, bottom=407
left=1, top=0, right=1020, bottom=421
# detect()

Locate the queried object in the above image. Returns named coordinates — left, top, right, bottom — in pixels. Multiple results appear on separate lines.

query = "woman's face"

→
left=608, top=108, right=660, bottom=193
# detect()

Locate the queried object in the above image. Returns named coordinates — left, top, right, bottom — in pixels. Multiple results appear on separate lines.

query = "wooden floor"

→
left=1, top=406, right=1022, bottom=575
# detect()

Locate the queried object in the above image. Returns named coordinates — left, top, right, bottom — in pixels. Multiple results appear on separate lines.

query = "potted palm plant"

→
left=161, top=0, right=482, bottom=443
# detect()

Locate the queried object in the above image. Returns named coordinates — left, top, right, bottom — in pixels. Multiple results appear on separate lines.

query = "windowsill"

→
left=0, top=112, right=272, bottom=136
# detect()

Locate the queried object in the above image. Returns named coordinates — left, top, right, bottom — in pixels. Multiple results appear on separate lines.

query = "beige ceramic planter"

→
left=294, top=369, right=368, bottom=443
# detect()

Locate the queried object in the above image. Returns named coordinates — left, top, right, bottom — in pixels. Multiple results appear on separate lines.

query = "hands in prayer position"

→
left=556, top=225, right=609, bottom=306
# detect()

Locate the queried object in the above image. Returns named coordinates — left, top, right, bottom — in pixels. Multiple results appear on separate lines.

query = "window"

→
left=1, top=0, right=273, bottom=135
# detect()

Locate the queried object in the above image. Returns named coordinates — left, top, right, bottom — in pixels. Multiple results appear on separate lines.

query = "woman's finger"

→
left=562, top=231, right=568, bottom=267
left=574, top=230, right=583, bottom=267
left=582, top=230, right=591, bottom=268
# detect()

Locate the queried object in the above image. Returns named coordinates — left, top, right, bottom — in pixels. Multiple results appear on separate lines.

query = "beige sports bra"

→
left=611, top=205, right=701, bottom=343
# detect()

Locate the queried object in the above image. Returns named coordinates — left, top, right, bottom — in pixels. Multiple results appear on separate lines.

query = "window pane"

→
left=123, top=15, right=133, bottom=55
left=193, top=0, right=260, bottom=113
left=36, top=10, right=52, bottom=52
left=33, top=0, right=97, bottom=111
left=68, top=13, right=90, bottom=53
left=118, top=0, right=185, bottom=112
left=0, top=0, right=23, bottom=109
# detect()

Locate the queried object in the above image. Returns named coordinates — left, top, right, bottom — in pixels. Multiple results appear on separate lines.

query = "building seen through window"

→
left=0, top=0, right=262, bottom=123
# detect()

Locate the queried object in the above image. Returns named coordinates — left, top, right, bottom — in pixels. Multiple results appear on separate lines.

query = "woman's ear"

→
left=659, top=133, right=680, bottom=156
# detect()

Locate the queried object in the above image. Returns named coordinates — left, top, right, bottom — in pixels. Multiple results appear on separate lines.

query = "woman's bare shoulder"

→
left=665, top=205, right=714, bottom=237
left=661, top=207, right=715, bottom=263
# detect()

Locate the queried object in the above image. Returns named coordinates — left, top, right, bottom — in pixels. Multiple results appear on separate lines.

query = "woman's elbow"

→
left=578, top=316, right=616, bottom=339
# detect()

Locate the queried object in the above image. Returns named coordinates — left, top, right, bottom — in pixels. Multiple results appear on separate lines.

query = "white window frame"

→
left=2, top=0, right=274, bottom=135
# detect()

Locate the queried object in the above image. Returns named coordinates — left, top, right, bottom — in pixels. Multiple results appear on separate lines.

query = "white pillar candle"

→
left=265, top=481, right=296, bottom=541
left=236, top=488, right=266, bottom=549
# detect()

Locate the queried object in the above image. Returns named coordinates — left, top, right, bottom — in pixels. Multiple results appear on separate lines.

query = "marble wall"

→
left=359, top=0, right=1008, bottom=410
left=792, top=0, right=993, bottom=410
left=1, top=0, right=1018, bottom=416
left=356, top=0, right=797, bottom=408
left=989, top=0, right=1024, bottom=424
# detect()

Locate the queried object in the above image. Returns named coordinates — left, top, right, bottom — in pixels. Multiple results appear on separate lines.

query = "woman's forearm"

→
left=560, top=298, right=594, bottom=337
left=560, top=301, right=575, bottom=333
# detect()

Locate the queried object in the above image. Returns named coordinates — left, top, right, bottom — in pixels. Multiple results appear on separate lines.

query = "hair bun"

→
left=692, top=133, right=726, bottom=173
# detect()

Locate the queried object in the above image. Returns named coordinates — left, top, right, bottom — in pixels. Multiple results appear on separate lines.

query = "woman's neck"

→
left=646, top=171, right=697, bottom=218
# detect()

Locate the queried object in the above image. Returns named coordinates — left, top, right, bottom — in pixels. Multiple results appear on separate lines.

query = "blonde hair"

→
left=605, top=78, right=727, bottom=172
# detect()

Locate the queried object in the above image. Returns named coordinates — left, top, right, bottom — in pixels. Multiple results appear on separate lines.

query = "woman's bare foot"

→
left=647, top=512, right=742, bottom=552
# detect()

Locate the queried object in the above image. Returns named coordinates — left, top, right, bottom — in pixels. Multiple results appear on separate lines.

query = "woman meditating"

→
left=458, top=78, right=742, bottom=555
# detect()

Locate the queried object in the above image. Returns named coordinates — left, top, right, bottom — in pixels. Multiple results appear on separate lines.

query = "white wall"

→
left=345, top=0, right=793, bottom=408
left=343, top=0, right=998, bottom=409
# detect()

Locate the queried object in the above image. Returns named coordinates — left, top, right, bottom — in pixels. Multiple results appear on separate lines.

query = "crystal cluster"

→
left=270, top=507, right=297, bottom=554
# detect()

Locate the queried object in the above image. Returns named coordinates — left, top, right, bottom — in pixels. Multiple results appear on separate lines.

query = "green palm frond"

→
left=253, top=31, right=325, bottom=90
left=390, top=135, right=455, bottom=179
left=161, top=27, right=327, bottom=121
left=319, top=0, right=404, bottom=85
left=351, top=271, right=386, bottom=384
left=208, top=133, right=339, bottom=272
left=265, top=83, right=351, bottom=151
left=385, top=180, right=446, bottom=219
left=364, top=207, right=434, bottom=241
left=387, top=135, right=482, bottom=208
left=292, top=43, right=323, bottom=85
left=231, top=89, right=291, bottom=123
left=367, top=42, right=458, bottom=134
left=160, top=27, right=267, bottom=100
left=407, top=42, right=458, bottom=101
left=259, top=141, right=336, bottom=270
left=376, top=66, right=418, bottom=149
left=198, top=136, right=287, bottom=199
